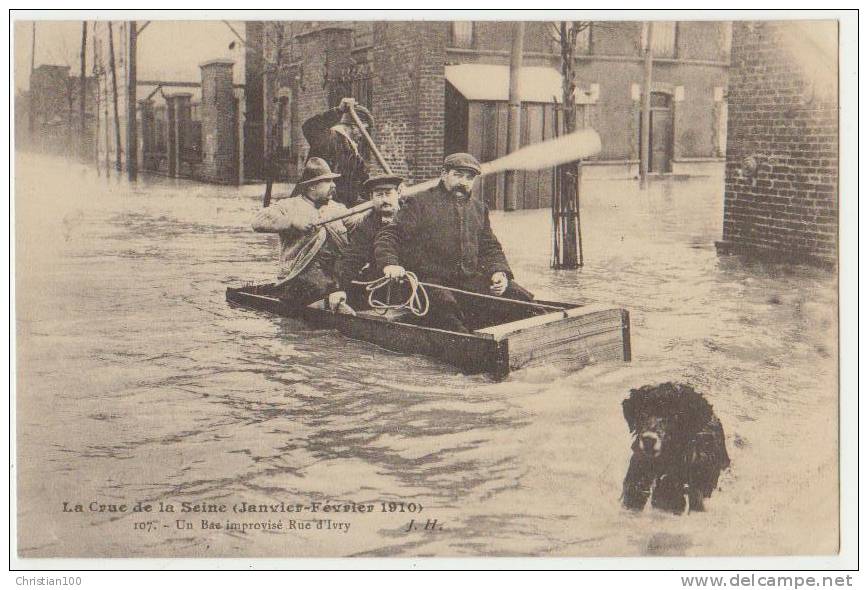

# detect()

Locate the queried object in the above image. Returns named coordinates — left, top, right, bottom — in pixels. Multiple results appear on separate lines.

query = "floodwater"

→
left=15, top=153, right=838, bottom=559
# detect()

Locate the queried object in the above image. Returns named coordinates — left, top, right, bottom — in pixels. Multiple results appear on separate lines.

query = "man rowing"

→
left=374, top=153, right=534, bottom=333
left=329, top=173, right=404, bottom=312
left=252, top=157, right=355, bottom=307
left=302, top=97, right=372, bottom=208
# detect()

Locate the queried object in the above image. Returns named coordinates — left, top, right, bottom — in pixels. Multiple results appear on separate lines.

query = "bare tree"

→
left=548, top=21, right=591, bottom=269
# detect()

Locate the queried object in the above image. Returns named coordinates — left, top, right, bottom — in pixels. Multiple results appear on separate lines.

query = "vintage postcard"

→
left=10, top=10, right=856, bottom=568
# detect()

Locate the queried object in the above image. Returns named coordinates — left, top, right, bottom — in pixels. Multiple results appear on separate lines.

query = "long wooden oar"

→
left=313, top=128, right=602, bottom=228
left=347, top=103, right=393, bottom=175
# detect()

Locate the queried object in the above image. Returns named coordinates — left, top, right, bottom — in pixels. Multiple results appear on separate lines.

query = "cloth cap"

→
left=363, top=174, right=404, bottom=192
left=443, top=152, right=482, bottom=175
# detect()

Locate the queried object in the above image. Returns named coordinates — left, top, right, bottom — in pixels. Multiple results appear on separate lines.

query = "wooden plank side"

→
left=506, top=308, right=627, bottom=370
left=227, top=287, right=503, bottom=376
left=508, top=328, right=627, bottom=371
left=337, top=313, right=501, bottom=375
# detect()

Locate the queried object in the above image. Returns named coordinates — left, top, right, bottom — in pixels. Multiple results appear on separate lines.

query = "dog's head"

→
left=622, top=382, right=714, bottom=461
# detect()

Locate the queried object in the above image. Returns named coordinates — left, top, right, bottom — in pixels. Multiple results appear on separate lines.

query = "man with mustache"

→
left=329, top=174, right=404, bottom=313
left=252, top=157, right=355, bottom=307
left=374, top=153, right=534, bottom=333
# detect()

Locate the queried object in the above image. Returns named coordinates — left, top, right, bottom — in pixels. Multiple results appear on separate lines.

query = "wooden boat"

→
left=226, top=282, right=631, bottom=379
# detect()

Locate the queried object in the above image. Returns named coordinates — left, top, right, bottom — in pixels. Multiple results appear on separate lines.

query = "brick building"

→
left=21, top=64, right=98, bottom=156
left=247, top=20, right=733, bottom=209
left=717, top=21, right=838, bottom=266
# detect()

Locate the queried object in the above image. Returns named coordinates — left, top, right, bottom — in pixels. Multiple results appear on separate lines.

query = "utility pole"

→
left=80, top=21, right=88, bottom=161
left=640, top=22, right=654, bottom=190
left=108, top=21, right=122, bottom=171
left=92, top=23, right=100, bottom=174
left=126, top=20, right=138, bottom=181
left=99, top=24, right=110, bottom=174
left=504, top=21, right=525, bottom=212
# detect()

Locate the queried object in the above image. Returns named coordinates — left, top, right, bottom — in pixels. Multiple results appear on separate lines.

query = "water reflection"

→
left=16, top=154, right=837, bottom=558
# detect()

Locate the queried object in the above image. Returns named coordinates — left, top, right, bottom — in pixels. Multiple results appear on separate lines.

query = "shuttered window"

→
left=451, top=22, right=474, bottom=48
left=651, top=21, right=677, bottom=58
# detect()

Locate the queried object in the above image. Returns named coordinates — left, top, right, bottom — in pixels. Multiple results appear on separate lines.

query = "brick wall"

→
left=720, top=21, right=838, bottom=265
left=199, top=60, right=237, bottom=183
left=372, top=22, right=446, bottom=182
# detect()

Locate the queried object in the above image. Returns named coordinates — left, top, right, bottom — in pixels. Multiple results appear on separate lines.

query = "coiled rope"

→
left=352, top=273, right=430, bottom=317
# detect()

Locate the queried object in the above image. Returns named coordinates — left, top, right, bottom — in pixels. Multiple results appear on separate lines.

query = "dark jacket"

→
left=374, top=183, right=512, bottom=284
left=302, top=107, right=369, bottom=208
left=335, top=210, right=388, bottom=291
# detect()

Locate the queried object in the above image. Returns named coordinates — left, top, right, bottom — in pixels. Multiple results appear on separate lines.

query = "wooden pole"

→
left=108, top=21, right=122, bottom=171
left=126, top=20, right=138, bottom=180
left=504, top=21, right=525, bottom=211
left=347, top=103, right=392, bottom=175
left=80, top=21, right=88, bottom=161
left=640, top=22, right=654, bottom=190
left=92, top=23, right=100, bottom=174
left=559, top=22, right=579, bottom=269
left=100, top=26, right=111, bottom=174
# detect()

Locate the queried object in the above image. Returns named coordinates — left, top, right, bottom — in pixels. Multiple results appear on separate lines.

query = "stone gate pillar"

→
left=200, top=59, right=237, bottom=184
left=165, top=93, right=192, bottom=178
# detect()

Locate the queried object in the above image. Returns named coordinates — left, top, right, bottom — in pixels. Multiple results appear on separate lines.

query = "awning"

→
left=445, top=64, right=596, bottom=104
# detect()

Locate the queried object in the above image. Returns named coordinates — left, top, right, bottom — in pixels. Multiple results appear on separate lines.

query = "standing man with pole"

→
left=640, top=21, right=654, bottom=190
left=504, top=21, right=524, bottom=211
left=302, top=98, right=374, bottom=208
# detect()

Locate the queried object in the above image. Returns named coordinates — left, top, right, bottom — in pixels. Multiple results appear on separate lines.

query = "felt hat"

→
left=290, top=157, right=340, bottom=197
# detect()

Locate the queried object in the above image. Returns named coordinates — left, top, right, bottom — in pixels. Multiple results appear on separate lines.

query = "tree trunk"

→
left=108, top=21, right=122, bottom=171
left=80, top=21, right=88, bottom=161
left=504, top=21, right=524, bottom=211
left=553, top=21, right=583, bottom=269
left=640, top=22, right=654, bottom=190
left=126, top=21, right=138, bottom=181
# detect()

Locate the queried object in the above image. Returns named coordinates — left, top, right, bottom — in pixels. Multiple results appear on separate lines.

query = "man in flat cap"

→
left=374, top=153, right=534, bottom=333
left=302, top=97, right=372, bottom=209
left=329, top=174, right=404, bottom=312
left=252, top=157, right=356, bottom=307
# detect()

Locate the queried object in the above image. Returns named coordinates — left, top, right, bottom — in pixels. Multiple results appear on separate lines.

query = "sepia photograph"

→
left=9, top=9, right=854, bottom=568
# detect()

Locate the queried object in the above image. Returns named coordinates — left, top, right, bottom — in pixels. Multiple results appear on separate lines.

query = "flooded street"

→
left=15, top=153, right=837, bottom=558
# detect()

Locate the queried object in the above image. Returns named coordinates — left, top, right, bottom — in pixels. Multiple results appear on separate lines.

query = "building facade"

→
left=248, top=20, right=732, bottom=209
left=20, top=64, right=98, bottom=157
left=718, top=21, right=837, bottom=266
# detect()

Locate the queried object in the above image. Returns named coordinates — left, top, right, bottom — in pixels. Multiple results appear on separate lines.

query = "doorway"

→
left=639, top=91, right=674, bottom=173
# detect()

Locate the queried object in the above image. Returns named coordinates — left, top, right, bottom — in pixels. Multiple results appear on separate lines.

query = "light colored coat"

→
left=252, top=197, right=351, bottom=280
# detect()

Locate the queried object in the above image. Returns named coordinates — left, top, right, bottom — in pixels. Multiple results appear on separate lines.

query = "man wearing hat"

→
left=252, top=157, right=356, bottom=306
left=302, top=97, right=373, bottom=209
left=328, top=173, right=404, bottom=312
left=374, top=153, right=534, bottom=333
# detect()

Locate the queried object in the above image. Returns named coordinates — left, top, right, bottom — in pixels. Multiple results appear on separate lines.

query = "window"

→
left=451, top=22, right=474, bottom=49
left=576, top=23, right=592, bottom=54
left=717, top=102, right=728, bottom=157
left=549, top=22, right=592, bottom=55
left=353, top=22, right=374, bottom=48
left=650, top=21, right=677, bottom=58
left=720, top=22, right=733, bottom=61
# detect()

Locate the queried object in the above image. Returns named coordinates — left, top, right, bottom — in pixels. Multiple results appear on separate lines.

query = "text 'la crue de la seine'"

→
left=62, top=500, right=424, bottom=514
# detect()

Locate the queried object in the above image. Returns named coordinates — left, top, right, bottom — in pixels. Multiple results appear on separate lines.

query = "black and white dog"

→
left=621, top=382, right=730, bottom=514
